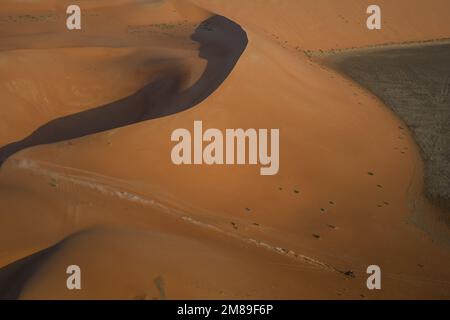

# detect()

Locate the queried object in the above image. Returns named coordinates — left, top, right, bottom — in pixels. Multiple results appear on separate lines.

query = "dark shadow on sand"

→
left=0, top=244, right=60, bottom=299
left=0, top=15, right=248, bottom=166
left=327, top=43, right=450, bottom=210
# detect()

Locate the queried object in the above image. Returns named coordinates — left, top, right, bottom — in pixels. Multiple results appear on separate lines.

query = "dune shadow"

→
left=0, top=15, right=248, bottom=166
left=0, top=244, right=61, bottom=299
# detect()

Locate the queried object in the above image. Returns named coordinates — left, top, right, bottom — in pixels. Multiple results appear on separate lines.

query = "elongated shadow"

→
left=0, top=15, right=248, bottom=166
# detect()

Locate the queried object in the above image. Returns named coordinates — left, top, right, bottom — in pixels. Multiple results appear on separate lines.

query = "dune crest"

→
left=1, top=0, right=450, bottom=300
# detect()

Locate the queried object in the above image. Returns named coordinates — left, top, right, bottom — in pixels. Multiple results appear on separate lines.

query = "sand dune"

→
left=0, top=0, right=449, bottom=299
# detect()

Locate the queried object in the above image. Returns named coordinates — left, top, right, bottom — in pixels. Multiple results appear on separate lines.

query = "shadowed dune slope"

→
left=0, top=0, right=450, bottom=299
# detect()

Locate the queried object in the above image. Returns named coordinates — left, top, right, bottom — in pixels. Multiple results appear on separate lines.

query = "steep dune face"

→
left=1, top=0, right=450, bottom=299
left=326, top=44, right=450, bottom=226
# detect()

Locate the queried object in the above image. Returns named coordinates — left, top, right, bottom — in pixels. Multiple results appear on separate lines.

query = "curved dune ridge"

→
left=0, top=0, right=450, bottom=299
left=0, top=14, right=248, bottom=165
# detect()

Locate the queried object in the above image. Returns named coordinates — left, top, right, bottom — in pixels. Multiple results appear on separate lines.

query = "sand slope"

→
left=193, top=0, right=450, bottom=51
left=0, top=0, right=449, bottom=299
